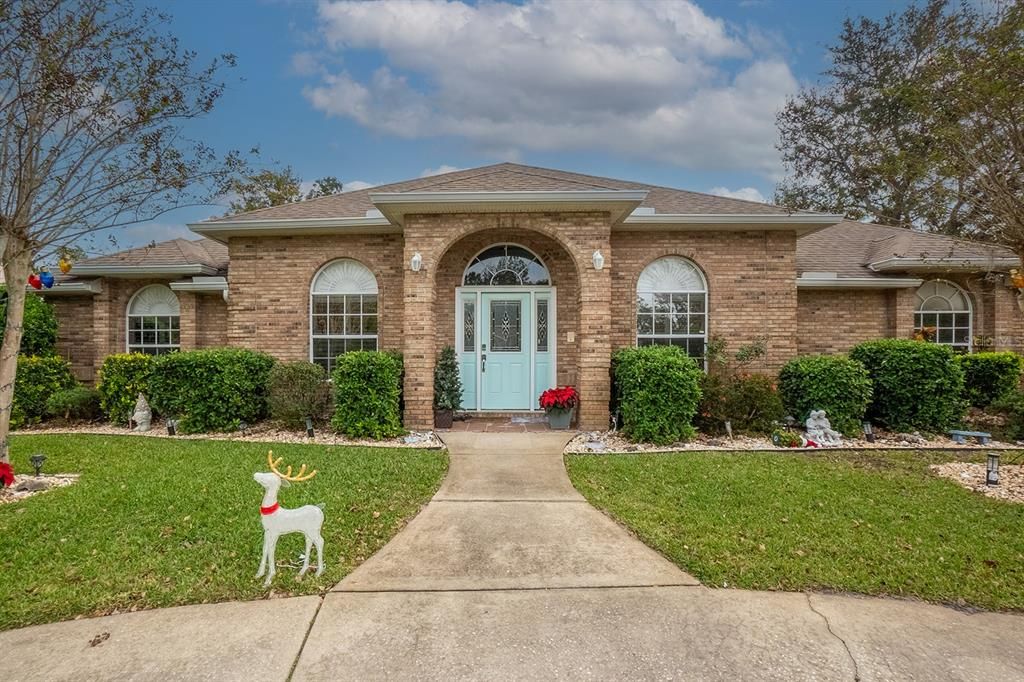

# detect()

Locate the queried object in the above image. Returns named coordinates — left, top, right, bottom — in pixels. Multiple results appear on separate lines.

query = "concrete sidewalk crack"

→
left=286, top=594, right=325, bottom=682
left=805, top=593, right=860, bottom=682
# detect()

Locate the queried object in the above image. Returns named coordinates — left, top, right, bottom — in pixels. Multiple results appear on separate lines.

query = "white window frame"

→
left=914, top=279, right=973, bottom=352
left=635, top=256, right=709, bottom=366
left=126, top=284, right=181, bottom=355
left=462, top=242, right=552, bottom=287
left=309, top=259, right=380, bottom=373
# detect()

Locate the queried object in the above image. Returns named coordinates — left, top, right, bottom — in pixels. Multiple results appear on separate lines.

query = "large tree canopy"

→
left=224, top=168, right=344, bottom=215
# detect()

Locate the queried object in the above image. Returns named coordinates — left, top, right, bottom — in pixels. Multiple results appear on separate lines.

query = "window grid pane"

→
left=311, top=293, right=380, bottom=372
left=915, top=311, right=971, bottom=351
left=128, top=315, right=180, bottom=355
left=636, top=289, right=707, bottom=365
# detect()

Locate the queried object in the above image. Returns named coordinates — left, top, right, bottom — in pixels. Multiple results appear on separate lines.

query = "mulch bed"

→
left=930, top=461, right=1024, bottom=504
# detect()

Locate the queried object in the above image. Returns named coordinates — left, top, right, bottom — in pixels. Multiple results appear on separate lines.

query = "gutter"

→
left=797, top=275, right=923, bottom=289
left=70, top=264, right=219, bottom=277
left=170, top=276, right=229, bottom=301
left=27, top=280, right=103, bottom=295
left=868, top=256, right=1020, bottom=272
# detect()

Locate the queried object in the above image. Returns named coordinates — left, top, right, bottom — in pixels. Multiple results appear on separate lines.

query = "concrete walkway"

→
left=3, top=432, right=1024, bottom=680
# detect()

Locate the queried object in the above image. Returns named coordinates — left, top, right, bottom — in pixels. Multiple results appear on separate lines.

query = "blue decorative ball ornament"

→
left=39, top=271, right=54, bottom=289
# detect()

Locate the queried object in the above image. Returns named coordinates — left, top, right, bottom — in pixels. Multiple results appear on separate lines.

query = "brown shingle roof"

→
left=796, top=221, right=1016, bottom=277
left=75, top=238, right=228, bottom=272
left=202, top=162, right=793, bottom=223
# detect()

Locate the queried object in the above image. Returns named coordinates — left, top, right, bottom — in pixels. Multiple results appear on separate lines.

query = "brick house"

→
left=47, top=163, right=1024, bottom=430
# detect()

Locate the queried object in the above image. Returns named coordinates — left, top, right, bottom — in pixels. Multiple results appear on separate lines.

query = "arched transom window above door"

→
left=310, top=259, right=379, bottom=373
left=636, top=256, right=708, bottom=363
left=915, top=280, right=972, bottom=351
left=463, top=244, right=550, bottom=286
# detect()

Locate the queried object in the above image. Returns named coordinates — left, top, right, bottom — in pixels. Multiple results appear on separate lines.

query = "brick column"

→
left=890, top=288, right=917, bottom=339
left=92, top=278, right=113, bottom=360
left=402, top=241, right=436, bottom=429
left=576, top=235, right=612, bottom=431
left=177, top=291, right=198, bottom=350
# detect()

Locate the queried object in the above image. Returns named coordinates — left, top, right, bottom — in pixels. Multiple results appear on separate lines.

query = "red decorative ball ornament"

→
left=0, top=462, right=14, bottom=488
left=27, top=274, right=42, bottom=290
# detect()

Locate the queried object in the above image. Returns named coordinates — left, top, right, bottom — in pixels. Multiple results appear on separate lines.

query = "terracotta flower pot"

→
left=434, top=408, right=454, bottom=429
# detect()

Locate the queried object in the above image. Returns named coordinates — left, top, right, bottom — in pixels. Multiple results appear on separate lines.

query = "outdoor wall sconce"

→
left=305, top=416, right=315, bottom=439
left=29, top=453, right=46, bottom=477
left=592, top=250, right=605, bottom=270
left=166, top=418, right=178, bottom=436
left=862, top=421, right=875, bottom=443
left=410, top=252, right=423, bottom=272
left=987, top=452, right=1000, bottom=486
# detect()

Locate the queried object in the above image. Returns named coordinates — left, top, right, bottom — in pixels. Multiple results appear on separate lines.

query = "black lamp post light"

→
left=862, top=421, right=875, bottom=443
left=30, top=453, right=47, bottom=477
left=166, top=418, right=178, bottom=436
left=986, top=453, right=1000, bottom=486
left=305, top=416, right=315, bottom=439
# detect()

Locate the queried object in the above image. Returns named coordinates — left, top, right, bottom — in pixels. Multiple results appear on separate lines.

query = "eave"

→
left=69, top=264, right=219, bottom=278
left=868, top=256, right=1020, bottom=272
left=797, top=275, right=923, bottom=289
left=619, top=213, right=844, bottom=236
left=189, top=216, right=397, bottom=243
left=28, top=280, right=103, bottom=295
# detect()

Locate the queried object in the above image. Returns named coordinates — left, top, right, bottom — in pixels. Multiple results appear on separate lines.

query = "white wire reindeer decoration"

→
left=254, top=451, right=325, bottom=586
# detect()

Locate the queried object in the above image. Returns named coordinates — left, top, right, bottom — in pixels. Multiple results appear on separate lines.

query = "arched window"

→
left=636, top=256, right=708, bottom=363
left=310, top=259, right=379, bottom=372
left=915, top=280, right=972, bottom=352
left=463, top=244, right=550, bottom=286
left=127, top=285, right=180, bottom=355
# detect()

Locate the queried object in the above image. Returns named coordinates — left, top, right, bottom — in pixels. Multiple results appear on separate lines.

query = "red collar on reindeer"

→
left=260, top=502, right=280, bottom=515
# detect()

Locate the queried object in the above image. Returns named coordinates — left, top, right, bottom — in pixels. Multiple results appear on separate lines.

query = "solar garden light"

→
left=238, top=420, right=249, bottom=435
left=29, top=453, right=46, bottom=477
left=166, top=418, right=178, bottom=436
left=862, top=421, right=875, bottom=443
left=986, top=453, right=1000, bottom=486
left=305, top=416, right=315, bottom=439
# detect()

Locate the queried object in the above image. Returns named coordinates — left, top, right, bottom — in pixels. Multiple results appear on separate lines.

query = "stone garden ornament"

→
left=131, top=393, right=151, bottom=432
left=805, top=410, right=843, bottom=447
left=254, top=451, right=325, bottom=586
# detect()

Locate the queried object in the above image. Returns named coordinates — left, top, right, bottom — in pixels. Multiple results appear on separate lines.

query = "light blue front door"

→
left=480, top=292, right=532, bottom=410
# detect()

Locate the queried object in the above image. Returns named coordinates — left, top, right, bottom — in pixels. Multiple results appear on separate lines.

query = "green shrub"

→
left=97, top=353, right=155, bottom=425
left=434, top=346, right=463, bottom=411
left=991, top=389, right=1024, bottom=441
left=0, top=289, right=58, bottom=356
left=778, top=355, right=873, bottom=436
left=45, top=386, right=101, bottom=422
left=696, top=372, right=784, bottom=435
left=956, top=352, right=1023, bottom=408
left=148, top=348, right=275, bottom=433
left=12, top=355, right=76, bottom=428
left=268, top=361, right=331, bottom=428
left=849, top=339, right=965, bottom=432
left=331, top=351, right=404, bottom=439
left=612, top=345, right=703, bottom=445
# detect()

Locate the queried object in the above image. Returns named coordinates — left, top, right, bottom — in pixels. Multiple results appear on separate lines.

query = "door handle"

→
left=481, top=353, right=486, bottom=372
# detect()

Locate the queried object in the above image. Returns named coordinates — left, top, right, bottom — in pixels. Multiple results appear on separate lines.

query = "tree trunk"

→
left=0, top=244, right=33, bottom=464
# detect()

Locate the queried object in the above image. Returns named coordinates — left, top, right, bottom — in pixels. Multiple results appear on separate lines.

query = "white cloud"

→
left=708, top=186, right=767, bottom=203
left=290, top=51, right=320, bottom=77
left=420, top=165, right=464, bottom=178
left=303, top=0, right=795, bottom=177
left=342, top=180, right=376, bottom=192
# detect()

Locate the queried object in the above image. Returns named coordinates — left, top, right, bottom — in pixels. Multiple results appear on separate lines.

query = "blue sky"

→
left=117, top=0, right=912, bottom=250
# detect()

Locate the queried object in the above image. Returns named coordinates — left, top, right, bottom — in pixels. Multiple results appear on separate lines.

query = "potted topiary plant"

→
left=433, top=346, right=463, bottom=429
left=539, top=386, right=578, bottom=430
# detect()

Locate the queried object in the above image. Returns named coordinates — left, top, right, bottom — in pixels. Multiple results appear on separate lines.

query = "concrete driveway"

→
left=3, top=432, right=1024, bottom=681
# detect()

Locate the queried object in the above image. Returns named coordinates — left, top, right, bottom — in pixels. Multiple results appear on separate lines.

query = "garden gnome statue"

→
left=131, top=393, right=152, bottom=432
left=805, top=410, right=842, bottom=447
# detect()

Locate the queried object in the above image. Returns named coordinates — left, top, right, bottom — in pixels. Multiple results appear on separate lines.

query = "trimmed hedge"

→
left=0, top=288, right=58, bottom=356
left=991, top=389, right=1024, bottom=441
left=13, top=355, right=76, bottom=428
left=778, top=355, right=873, bottom=436
left=149, top=348, right=275, bottom=433
left=331, top=351, right=404, bottom=439
left=849, top=339, right=965, bottom=432
left=697, top=372, right=784, bottom=436
left=956, top=352, right=1023, bottom=408
left=97, top=353, right=155, bottom=425
left=45, top=386, right=102, bottom=422
left=268, top=361, right=332, bottom=427
left=613, top=345, right=703, bottom=445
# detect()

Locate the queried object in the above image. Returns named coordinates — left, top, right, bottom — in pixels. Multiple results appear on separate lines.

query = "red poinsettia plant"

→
left=539, top=386, right=579, bottom=411
left=0, top=462, right=14, bottom=488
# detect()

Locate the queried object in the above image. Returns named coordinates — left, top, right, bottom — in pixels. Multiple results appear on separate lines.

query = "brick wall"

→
left=49, top=295, right=96, bottom=382
left=197, top=294, right=228, bottom=347
left=224, top=234, right=404, bottom=359
left=796, top=289, right=891, bottom=355
left=610, top=230, right=798, bottom=371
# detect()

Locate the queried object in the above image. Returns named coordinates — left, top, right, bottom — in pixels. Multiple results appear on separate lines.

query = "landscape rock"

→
left=14, top=478, right=50, bottom=492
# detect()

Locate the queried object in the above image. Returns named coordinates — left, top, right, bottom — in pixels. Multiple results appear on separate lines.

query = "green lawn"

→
left=0, top=435, right=447, bottom=631
left=567, top=450, right=1024, bottom=611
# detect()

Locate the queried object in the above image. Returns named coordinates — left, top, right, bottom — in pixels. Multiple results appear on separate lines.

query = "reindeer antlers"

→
left=267, top=450, right=318, bottom=482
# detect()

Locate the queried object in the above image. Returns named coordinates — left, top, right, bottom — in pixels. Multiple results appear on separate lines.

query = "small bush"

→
left=12, top=355, right=76, bottom=428
left=97, top=353, right=155, bottom=425
left=45, top=386, right=101, bottom=422
left=613, top=345, right=703, bottom=445
left=956, top=352, right=1023, bottom=408
left=331, top=351, right=404, bottom=439
left=697, top=372, right=784, bottom=435
left=778, top=355, right=873, bottom=436
left=991, top=389, right=1024, bottom=441
left=434, top=346, right=463, bottom=411
left=149, top=348, right=275, bottom=433
left=268, top=361, right=331, bottom=428
left=849, top=339, right=964, bottom=433
left=0, top=289, right=59, bottom=356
